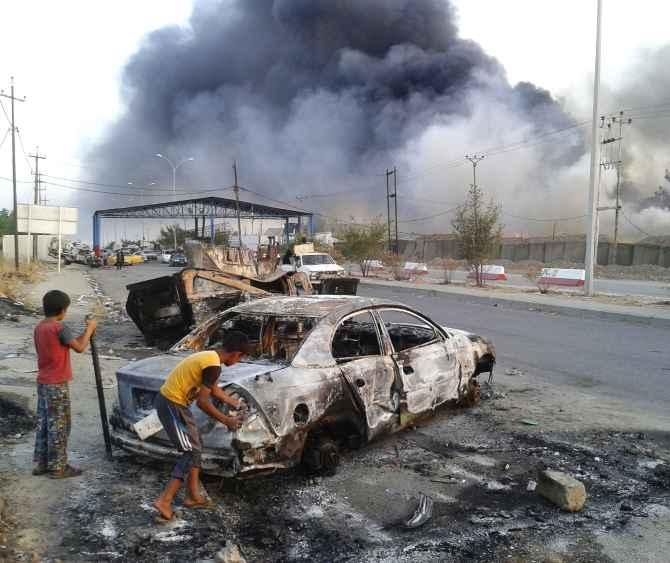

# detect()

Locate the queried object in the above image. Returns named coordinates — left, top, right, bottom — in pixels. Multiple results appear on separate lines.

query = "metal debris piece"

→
left=215, top=541, right=246, bottom=563
left=403, top=494, right=434, bottom=529
left=520, top=419, right=539, bottom=426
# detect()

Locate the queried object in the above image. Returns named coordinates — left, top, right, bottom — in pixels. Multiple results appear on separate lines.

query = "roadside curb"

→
left=359, top=279, right=670, bottom=328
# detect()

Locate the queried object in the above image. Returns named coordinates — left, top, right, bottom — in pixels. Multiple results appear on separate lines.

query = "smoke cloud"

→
left=87, top=0, right=599, bottom=240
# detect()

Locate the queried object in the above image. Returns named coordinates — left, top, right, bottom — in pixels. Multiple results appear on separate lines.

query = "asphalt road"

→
left=94, top=262, right=670, bottom=414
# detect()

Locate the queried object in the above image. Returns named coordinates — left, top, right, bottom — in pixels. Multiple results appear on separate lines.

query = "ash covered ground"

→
left=46, top=403, right=670, bottom=562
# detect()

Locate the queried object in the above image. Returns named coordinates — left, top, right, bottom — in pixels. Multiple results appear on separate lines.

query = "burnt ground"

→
left=39, top=400, right=670, bottom=562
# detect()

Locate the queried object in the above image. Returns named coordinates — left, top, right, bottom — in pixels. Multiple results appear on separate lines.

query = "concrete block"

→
left=537, top=470, right=586, bottom=512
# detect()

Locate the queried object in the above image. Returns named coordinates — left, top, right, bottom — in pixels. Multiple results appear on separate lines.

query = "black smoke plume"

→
left=87, top=0, right=581, bottom=235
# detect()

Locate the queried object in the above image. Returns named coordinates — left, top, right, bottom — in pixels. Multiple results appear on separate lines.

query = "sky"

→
left=0, top=0, right=668, bottom=241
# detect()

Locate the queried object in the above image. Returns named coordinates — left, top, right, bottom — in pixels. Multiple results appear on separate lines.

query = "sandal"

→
left=183, top=498, right=216, bottom=510
left=32, top=465, right=49, bottom=476
left=50, top=465, right=83, bottom=479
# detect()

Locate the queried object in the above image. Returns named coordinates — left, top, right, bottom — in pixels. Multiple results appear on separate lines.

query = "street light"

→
left=155, top=153, right=195, bottom=249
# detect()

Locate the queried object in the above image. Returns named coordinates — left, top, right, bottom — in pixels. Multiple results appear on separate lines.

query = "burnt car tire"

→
left=459, top=378, right=481, bottom=408
left=303, top=434, right=340, bottom=475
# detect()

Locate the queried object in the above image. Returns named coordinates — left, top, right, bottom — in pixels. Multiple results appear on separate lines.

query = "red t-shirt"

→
left=34, top=319, right=75, bottom=384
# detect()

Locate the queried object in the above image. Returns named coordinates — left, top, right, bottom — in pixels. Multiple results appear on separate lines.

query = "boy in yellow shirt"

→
left=153, top=331, right=249, bottom=521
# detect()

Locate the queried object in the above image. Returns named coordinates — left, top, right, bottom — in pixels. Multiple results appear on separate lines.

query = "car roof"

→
left=230, top=295, right=402, bottom=318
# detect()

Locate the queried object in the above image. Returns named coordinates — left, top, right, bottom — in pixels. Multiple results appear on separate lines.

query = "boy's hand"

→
left=86, top=319, right=97, bottom=332
left=225, top=415, right=242, bottom=431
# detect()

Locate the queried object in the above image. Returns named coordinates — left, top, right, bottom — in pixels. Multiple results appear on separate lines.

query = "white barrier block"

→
left=538, top=268, right=585, bottom=287
left=403, top=262, right=428, bottom=275
left=467, top=265, right=508, bottom=281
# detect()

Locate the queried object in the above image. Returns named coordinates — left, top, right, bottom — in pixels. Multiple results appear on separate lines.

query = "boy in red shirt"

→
left=33, top=290, right=96, bottom=478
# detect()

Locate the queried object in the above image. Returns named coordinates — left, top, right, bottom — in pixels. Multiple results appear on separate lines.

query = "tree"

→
left=340, top=222, right=386, bottom=277
left=158, top=224, right=187, bottom=248
left=452, top=185, right=502, bottom=287
left=0, top=209, right=12, bottom=237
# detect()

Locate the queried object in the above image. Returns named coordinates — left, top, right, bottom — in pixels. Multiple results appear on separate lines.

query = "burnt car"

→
left=110, top=296, right=495, bottom=477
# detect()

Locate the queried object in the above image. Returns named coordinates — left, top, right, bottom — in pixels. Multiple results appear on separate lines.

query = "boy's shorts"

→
left=154, top=392, right=202, bottom=473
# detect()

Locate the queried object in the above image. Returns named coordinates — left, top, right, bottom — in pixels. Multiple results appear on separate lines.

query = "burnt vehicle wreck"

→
left=110, top=296, right=495, bottom=477
left=125, top=268, right=313, bottom=346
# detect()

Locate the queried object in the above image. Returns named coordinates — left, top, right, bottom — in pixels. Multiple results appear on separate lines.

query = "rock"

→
left=537, top=470, right=586, bottom=512
left=215, top=541, right=246, bottom=563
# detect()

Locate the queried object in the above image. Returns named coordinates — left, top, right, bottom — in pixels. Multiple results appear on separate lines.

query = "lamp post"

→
left=155, top=154, right=194, bottom=249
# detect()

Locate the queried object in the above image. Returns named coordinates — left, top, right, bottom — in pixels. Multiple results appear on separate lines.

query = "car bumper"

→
left=110, top=424, right=240, bottom=476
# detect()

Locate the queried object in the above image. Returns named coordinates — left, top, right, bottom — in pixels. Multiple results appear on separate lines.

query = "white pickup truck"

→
left=280, top=243, right=356, bottom=294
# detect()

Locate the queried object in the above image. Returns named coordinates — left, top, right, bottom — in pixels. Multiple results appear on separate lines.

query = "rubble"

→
left=403, top=494, right=434, bottom=529
left=536, top=470, right=587, bottom=512
left=215, top=541, right=247, bottom=563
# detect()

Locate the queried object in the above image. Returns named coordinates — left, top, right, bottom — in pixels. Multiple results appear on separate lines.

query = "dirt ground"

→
left=2, top=265, right=670, bottom=562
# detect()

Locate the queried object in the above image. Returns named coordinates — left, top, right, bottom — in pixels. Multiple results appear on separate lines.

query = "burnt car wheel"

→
left=303, top=434, right=340, bottom=475
left=459, top=378, right=481, bottom=407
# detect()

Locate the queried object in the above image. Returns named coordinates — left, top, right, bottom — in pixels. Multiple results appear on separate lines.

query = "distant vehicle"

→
left=160, top=250, right=173, bottom=264
left=107, top=252, right=145, bottom=267
left=140, top=249, right=159, bottom=261
left=169, top=253, right=188, bottom=267
left=280, top=243, right=357, bottom=294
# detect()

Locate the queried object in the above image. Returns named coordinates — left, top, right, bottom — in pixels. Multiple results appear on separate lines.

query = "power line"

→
left=15, top=128, right=34, bottom=174
left=621, top=208, right=652, bottom=237
left=0, top=128, right=10, bottom=151
left=502, top=211, right=587, bottom=223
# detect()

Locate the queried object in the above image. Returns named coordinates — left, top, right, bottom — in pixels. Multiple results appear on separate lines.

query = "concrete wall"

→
left=1, top=235, right=52, bottom=263
left=401, top=237, right=670, bottom=268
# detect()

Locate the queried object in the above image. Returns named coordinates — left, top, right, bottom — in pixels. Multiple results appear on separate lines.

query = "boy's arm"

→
left=195, top=366, right=242, bottom=430
left=66, top=319, right=97, bottom=353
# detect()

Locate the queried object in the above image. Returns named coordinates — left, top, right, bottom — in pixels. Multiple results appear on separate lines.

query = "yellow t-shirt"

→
left=160, top=351, right=221, bottom=407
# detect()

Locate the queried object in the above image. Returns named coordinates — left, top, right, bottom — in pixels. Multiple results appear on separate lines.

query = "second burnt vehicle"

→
left=110, top=296, right=495, bottom=477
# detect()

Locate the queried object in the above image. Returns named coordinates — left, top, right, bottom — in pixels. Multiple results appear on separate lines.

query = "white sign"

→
left=16, top=204, right=78, bottom=235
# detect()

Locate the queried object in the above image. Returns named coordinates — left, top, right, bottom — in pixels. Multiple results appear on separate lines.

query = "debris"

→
left=403, top=494, right=434, bottom=529
left=520, top=419, right=539, bottom=426
left=527, top=480, right=537, bottom=492
left=505, top=368, right=524, bottom=376
left=536, top=470, right=587, bottom=512
left=215, top=541, right=246, bottom=563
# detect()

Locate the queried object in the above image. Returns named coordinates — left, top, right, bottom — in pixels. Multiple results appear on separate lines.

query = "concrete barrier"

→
left=467, top=265, right=508, bottom=281
left=538, top=268, right=585, bottom=287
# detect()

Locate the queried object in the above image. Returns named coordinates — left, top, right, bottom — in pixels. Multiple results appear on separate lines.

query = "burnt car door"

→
left=332, top=310, right=399, bottom=441
left=376, top=308, right=458, bottom=414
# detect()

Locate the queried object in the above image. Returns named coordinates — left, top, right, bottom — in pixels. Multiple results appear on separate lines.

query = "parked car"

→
left=106, top=251, right=145, bottom=266
left=140, top=249, right=159, bottom=261
left=160, top=250, right=174, bottom=264
left=169, top=253, right=188, bottom=267
left=110, top=296, right=495, bottom=477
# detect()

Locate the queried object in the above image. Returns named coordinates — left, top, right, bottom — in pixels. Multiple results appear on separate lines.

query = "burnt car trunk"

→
left=125, top=269, right=299, bottom=347
left=316, top=277, right=360, bottom=295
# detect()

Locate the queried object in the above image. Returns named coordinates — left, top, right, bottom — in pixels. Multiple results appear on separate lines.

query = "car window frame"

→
left=330, top=309, right=385, bottom=363
left=375, top=307, right=444, bottom=355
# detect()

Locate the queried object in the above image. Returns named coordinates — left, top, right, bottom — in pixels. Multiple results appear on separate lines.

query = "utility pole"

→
left=385, top=168, right=398, bottom=255
left=600, top=110, right=632, bottom=265
left=28, top=148, right=46, bottom=261
left=584, top=0, right=603, bottom=296
left=233, top=160, right=243, bottom=249
left=393, top=166, right=398, bottom=255
left=465, top=154, right=485, bottom=189
left=1, top=78, right=26, bottom=271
